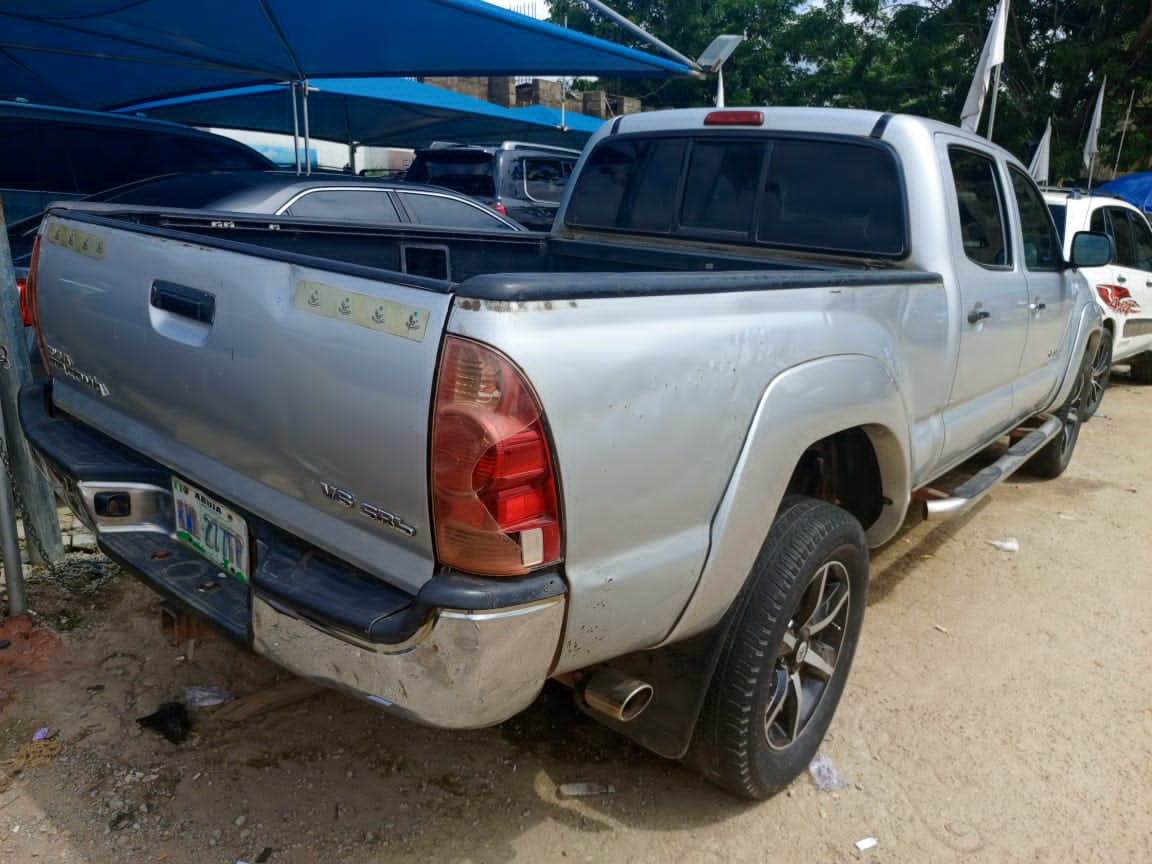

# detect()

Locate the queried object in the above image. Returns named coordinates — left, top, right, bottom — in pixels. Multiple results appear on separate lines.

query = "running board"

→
left=922, top=415, right=1063, bottom=521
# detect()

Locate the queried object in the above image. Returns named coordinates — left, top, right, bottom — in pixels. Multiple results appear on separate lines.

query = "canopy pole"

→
left=289, top=81, right=302, bottom=175
left=577, top=0, right=701, bottom=71
left=301, top=78, right=312, bottom=176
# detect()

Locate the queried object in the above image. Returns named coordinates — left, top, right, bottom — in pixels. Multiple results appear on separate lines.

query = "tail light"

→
left=704, top=110, right=764, bottom=126
left=487, top=201, right=508, bottom=216
left=24, top=235, right=52, bottom=375
left=16, top=275, right=29, bottom=326
left=431, top=335, right=561, bottom=576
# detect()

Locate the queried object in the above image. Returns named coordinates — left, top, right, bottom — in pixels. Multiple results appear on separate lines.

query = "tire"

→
left=684, top=496, right=868, bottom=800
left=1025, top=349, right=1089, bottom=479
left=1130, top=351, right=1152, bottom=385
left=1081, top=328, right=1112, bottom=421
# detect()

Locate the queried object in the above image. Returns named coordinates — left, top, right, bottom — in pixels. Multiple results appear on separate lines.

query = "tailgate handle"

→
left=151, top=281, right=216, bottom=325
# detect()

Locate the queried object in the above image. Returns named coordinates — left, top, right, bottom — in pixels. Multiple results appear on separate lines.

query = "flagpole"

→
left=986, top=65, right=1001, bottom=140
left=1113, top=90, right=1136, bottom=176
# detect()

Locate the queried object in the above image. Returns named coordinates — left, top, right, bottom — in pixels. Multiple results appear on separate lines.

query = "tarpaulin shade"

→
left=0, top=0, right=693, bottom=110
left=122, top=78, right=603, bottom=149
left=1097, top=172, right=1152, bottom=213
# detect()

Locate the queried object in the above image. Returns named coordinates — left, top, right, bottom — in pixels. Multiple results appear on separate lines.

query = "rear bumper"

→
left=19, top=381, right=566, bottom=728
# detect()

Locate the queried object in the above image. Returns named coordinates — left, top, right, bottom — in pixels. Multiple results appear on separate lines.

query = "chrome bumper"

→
left=252, top=594, right=566, bottom=728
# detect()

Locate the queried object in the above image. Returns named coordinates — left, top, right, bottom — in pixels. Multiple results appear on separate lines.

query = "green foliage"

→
left=549, top=0, right=1152, bottom=178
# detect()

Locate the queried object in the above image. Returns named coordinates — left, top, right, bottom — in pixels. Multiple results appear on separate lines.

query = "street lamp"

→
left=697, top=34, right=744, bottom=108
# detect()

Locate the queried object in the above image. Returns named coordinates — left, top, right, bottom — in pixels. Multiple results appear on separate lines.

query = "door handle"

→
left=150, top=281, right=216, bottom=325
left=968, top=307, right=991, bottom=324
left=1116, top=274, right=1127, bottom=284
left=1029, top=301, right=1047, bottom=312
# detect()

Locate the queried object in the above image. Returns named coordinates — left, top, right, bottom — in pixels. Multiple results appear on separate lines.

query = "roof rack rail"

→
left=496, top=141, right=582, bottom=155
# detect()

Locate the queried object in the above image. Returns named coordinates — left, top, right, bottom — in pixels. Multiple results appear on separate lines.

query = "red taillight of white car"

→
left=431, top=335, right=561, bottom=576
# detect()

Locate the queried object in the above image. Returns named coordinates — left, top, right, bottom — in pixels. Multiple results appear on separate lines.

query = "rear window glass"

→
left=565, top=134, right=905, bottom=256
left=406, top=151, right=496, bottom=198
left=517, top=157, right=574, bottom=203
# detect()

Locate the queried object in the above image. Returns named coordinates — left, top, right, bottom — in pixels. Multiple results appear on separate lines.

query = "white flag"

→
left=960, top=0, right=1010, bottom=133
left=1083, top=77, right=1106, bottom=173
left=1029, top=117, right=1051, bottom=184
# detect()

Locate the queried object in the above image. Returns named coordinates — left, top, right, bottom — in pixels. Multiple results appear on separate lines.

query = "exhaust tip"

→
left=582, top=667, right=654, bottom=723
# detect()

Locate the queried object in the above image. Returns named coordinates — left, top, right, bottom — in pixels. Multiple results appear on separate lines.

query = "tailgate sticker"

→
left=294, top=280, right=430, bottom=342
left=45, top=222, right=105, bottom=260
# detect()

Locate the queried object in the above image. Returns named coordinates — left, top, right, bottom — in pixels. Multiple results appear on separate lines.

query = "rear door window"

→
left=949, top=147, right=1011, bottom=268
left=397, top=191, right=514, bottom=230
left=1108, top=206, right=1136, bottom=267
left=283, top=189, right=402, bottom=223
left=564, top=137, right=686, bottom=233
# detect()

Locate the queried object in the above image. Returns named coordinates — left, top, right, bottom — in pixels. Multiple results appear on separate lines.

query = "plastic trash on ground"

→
left=557, top=782, right=615, bottom=798
left=986, top=537, right=1020, bottom=553
left=855, top=836, right=878, bottom=851
left=808, top=751, right=848, bottom=791
left=184, top=685, right=235, bottom=707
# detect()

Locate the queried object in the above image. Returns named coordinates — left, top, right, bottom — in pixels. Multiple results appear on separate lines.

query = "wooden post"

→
left=0, top=198, right=64, bottom=570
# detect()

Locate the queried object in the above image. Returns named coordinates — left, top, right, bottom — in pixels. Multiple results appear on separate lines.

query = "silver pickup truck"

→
left=18, top=107, right=1108, bottom=799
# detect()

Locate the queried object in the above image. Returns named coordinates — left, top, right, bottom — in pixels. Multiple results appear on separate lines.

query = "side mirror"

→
left=1069, top=231, right=1113, bottom=268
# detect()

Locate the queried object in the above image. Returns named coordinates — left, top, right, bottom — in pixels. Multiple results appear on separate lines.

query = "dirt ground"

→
left=1, top=373, right=1150, bottom=864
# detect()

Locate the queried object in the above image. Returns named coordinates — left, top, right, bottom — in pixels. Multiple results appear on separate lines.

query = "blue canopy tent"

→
left=0, top=0, right=694, bottom=110
left=120, top=78, right=604, bottom=153
left=1097, top=172, right=1152, bottom=213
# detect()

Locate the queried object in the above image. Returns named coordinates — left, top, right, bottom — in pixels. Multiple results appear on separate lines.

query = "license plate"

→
left=172, top=478, right=249, bottom=583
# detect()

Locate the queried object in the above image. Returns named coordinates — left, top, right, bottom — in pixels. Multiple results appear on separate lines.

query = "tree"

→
left=550, top=0, right=1152, bottom=177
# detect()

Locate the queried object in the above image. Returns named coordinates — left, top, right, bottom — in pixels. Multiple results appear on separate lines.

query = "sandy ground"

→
left=1, top=373, right=1150, bottom=864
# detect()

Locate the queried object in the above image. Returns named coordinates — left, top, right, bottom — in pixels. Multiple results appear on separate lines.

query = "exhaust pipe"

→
left=582, top=667, right=654, bottom=723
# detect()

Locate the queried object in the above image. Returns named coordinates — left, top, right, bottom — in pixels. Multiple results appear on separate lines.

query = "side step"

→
left=922, top=415, right=1062, bottom=521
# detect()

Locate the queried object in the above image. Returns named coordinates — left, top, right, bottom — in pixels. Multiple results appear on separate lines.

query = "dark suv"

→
left=0, top=100, right=273, bottom=224
left=404, top=141, right=580, bottom=230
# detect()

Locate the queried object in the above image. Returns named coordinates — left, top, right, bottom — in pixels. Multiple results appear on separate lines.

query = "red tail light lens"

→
left=488, top=201, right=508, bottom=216
left=16, top=275, right=29, bottom=326
left=431, top=336, right=561, bottom=576
left=24, top=235, right=52, bottom=375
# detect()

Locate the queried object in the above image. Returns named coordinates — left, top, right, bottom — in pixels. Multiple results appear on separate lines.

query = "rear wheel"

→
left=685, top=496, right=868, bottom=800
left=1081, top=328, right=1112, bottom=420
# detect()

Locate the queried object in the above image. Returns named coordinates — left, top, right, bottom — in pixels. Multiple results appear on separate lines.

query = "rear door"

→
left=939, top=141, right=1029, bottom=462
left=1100, top=206, right=1152, bottom=360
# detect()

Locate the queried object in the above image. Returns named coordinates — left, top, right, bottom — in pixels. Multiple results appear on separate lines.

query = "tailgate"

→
left=34, top=213, right=449, bottom=593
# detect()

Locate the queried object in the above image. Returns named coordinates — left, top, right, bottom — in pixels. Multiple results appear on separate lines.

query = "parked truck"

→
left=17, top=107, right=1108, bottom=799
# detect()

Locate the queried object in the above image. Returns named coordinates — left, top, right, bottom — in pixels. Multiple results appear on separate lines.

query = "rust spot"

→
left=151, top=550, right=172, bottom=561
left=456, top=298, right=481, bottom=312
left=568, top=300, right=579, bottom=308
left=483, top=300, right=513, bottom=313
left=542, top=300, right=553, bottom=311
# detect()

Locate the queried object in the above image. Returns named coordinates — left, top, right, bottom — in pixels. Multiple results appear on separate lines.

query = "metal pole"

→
left=290, top=81, right=301, bottom=174
left=301, top=79, right=312, bottom=176
left=986, top=65, right=1001, bottom=141
left=716, top=65, right=725, bottom=108
left=0, top=200, right=30, bottom=614
left=577, top=0, right=702, bottom=71
left=0, top=207, right=63, bottom=574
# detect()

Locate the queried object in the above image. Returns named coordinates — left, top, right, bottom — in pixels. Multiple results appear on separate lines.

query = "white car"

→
left=1044, top=188, right=1152, bottom=415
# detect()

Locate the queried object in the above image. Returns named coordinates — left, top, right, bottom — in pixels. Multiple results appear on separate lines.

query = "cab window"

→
left=950, top=147, right=1010, bottom=268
